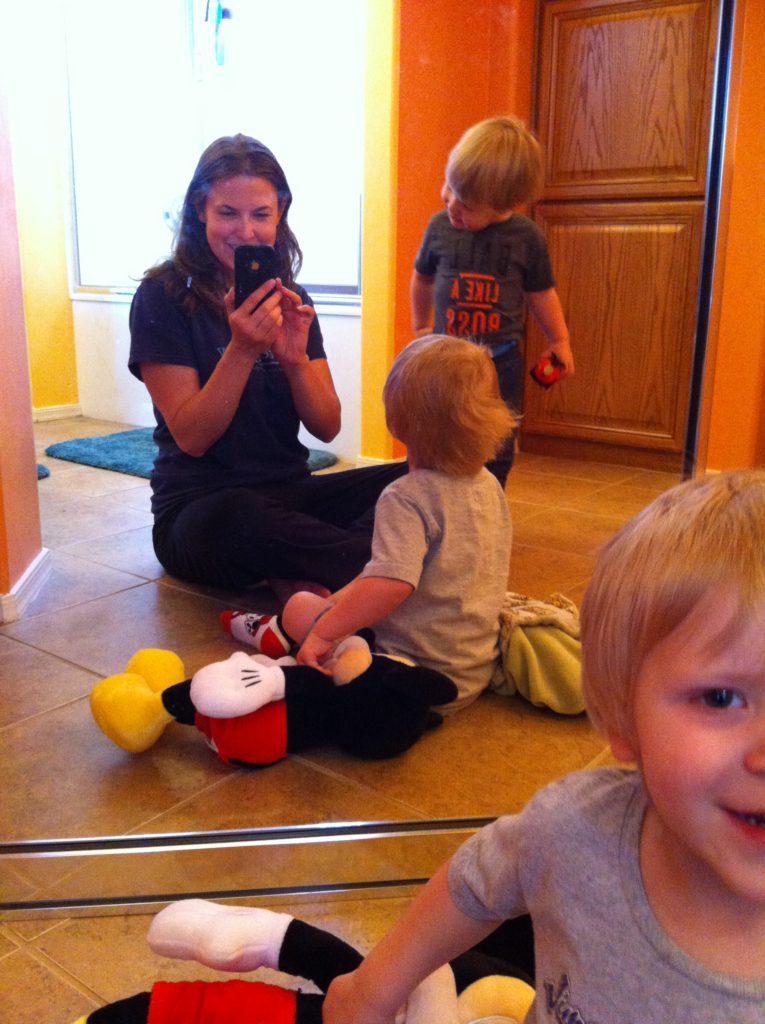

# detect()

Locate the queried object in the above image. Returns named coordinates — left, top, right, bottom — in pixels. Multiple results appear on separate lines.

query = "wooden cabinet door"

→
left=524, top=0, right=719, bottom=470
left=525, top=200, right=703, bottom=459
left=535, top=0, right=719, bottom=200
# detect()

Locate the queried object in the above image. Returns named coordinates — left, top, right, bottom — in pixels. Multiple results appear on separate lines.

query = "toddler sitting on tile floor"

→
left=224, top=334, right=515, bottom=717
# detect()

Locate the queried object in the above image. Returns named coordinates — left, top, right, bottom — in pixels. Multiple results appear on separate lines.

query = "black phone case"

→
left=234, top=245, right=279, bottom=308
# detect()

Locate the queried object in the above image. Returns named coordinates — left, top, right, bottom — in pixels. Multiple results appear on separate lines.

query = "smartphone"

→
left=234, top=244, right=279, bottom=308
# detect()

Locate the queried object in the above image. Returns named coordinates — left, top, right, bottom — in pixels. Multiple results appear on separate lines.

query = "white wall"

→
left=71, top=298, right=363, bottom=463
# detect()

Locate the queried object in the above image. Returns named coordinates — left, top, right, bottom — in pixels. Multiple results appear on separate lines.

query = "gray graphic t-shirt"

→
left=414, top=210, right=554, bottom=347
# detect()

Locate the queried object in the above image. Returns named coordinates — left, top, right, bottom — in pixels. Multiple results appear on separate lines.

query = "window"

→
left=65, top=0, right=365, bottom=300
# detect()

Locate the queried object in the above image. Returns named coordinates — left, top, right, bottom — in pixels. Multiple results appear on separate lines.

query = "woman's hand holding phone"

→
left=225, top=279, right=283, bottom=357
left=271, top=282, right=315, bottom=366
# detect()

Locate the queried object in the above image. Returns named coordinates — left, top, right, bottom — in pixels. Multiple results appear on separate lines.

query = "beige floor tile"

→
left=504, top=498, right=551, bottom=524
left=305, top=693, right=606, bottom=819
left=1, top=584, right=234, bottom=676
left=0, top=861, right=36, bottom=908
left=10, top=551, right=147, bottom=620
left=505, top=470, right=612, bottom=507
left=36, top=765, right=460, bottom=904
left=562, top=579, right=589, bottom=608
left=107, top=482, right=153, bottom=514
left=158, top=577, right=282, bottom=616
left=553, top=478, right=675, bottom=520
left=509, top=543, right=595, bottom=597
left=1, top=697, right=232, bottom=843
left=61, top=527, right=164, bottom=581
left=33, top=417, right=136, bottom=446
left=0, top=636, right=96, bottom=728
left=512, top=455, right=642, bottom=485
left=1, top=918, right=71, bottom=944
left=37, top=493, right=153, bottom=549
left=0, top=945, right=98, bottom=1023
left=38, top=461, right=150, bottom=500
left=512, top=506, right=627, bottom=557
left=0, top=927, right=18, bottom=955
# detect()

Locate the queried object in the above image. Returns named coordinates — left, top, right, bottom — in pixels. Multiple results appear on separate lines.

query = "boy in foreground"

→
left=324, top=469, right=765, bottom=1022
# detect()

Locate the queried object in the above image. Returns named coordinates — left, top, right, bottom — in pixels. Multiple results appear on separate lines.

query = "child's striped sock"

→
left=220, top=611, right=292, bottom=658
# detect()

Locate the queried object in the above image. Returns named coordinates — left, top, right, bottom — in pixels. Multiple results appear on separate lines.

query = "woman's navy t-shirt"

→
left=128, top=276, right=327, bottom=520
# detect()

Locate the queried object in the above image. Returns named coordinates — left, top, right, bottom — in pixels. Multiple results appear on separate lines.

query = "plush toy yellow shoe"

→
left=124, top=648, right=186, bottom=692
left=90, top=649, right=187, bottom=754
left=457, top=974, right=534, bottom=1023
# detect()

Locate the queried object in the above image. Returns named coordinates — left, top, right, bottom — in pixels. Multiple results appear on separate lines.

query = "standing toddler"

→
left=412, top=115, right=574, bottom=485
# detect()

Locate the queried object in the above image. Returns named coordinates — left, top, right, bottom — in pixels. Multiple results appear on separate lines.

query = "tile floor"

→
left=0, top=416, right=679, bottom=1022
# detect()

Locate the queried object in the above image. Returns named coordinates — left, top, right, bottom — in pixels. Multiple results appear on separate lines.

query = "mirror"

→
left=2, top=0, right=711, bottom=913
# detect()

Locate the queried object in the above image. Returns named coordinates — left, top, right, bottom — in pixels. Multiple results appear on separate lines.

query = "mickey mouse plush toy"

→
left=90, top=638, right=457, bottom=767
left=73, top=898, right=535, bottom=1023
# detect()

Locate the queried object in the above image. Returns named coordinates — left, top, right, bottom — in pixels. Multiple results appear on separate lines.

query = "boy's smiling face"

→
left=612, top=589, right=765, bottom=912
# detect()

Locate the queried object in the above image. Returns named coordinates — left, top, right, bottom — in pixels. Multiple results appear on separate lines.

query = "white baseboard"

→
left=32, top=404, right=83, bottom=422
left=0, top=548, right=52, bottom=624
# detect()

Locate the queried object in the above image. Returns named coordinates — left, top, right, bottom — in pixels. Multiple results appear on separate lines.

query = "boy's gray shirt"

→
left=449, top=768, right=765, bottom=1022
left=414, top=210, right=555, bottom=348
left=360, top=467, right=511, bottom=711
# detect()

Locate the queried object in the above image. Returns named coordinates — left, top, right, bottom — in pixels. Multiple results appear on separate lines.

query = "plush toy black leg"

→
left=328, top=665, right=458, bottom=759
left=280, top=918, right=363, bottom=993
left=160, top=681, right=196, bottom=725
left=295, top=992, right=325, bottom=1024
left=453, top=914, right=536, bottom=990
left=282, top=671, right=338, bottom=751
left=84, top=991, right=150, bottom=1023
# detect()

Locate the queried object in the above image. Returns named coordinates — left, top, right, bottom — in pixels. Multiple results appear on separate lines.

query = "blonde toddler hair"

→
left=383, top=334, right=516, bottom=477
left=446, top=115, right=544, bottom=211
left=581, top=469, right=765, bottom=743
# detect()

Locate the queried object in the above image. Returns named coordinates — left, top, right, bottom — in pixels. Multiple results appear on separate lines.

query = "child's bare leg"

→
left=282, top=590, right=333, bottom=644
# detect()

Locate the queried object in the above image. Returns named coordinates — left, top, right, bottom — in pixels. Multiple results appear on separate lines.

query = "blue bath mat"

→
left=45, top=428, right=337, bottom=478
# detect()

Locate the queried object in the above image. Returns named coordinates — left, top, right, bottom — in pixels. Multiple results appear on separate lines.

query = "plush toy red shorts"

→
left=195, top=701, right=288, bottom=766
left=149, top=979, right=297, bottom=1022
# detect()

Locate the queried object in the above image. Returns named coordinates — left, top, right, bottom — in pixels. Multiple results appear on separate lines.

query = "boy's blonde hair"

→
left=581, top=469, right=765, bottom=743
left=446, top=115, right=544, bottom=211
left=383, top=334, right=516, bottom=476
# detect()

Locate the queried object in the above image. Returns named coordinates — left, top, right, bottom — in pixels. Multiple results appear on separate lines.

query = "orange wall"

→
left=394, top=0, right=536, bottom=358
left=705, top=0, right=765, bottom=469
left=0, top=88, right=43, bottom=594
left=383, top=0, right=536, bottom=455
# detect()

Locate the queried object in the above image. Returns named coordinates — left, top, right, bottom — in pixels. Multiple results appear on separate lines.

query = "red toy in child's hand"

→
left=530, top=352, right=564, bottom=388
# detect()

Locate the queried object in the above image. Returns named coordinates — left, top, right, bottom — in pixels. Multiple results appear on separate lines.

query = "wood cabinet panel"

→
left=536, top=0, right=718, bottom=198
left=523, top=200, right=703, bottom=453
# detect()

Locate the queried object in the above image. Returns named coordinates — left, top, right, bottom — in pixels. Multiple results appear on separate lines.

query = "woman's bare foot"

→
left=268, top=578, right=331, bottom=604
